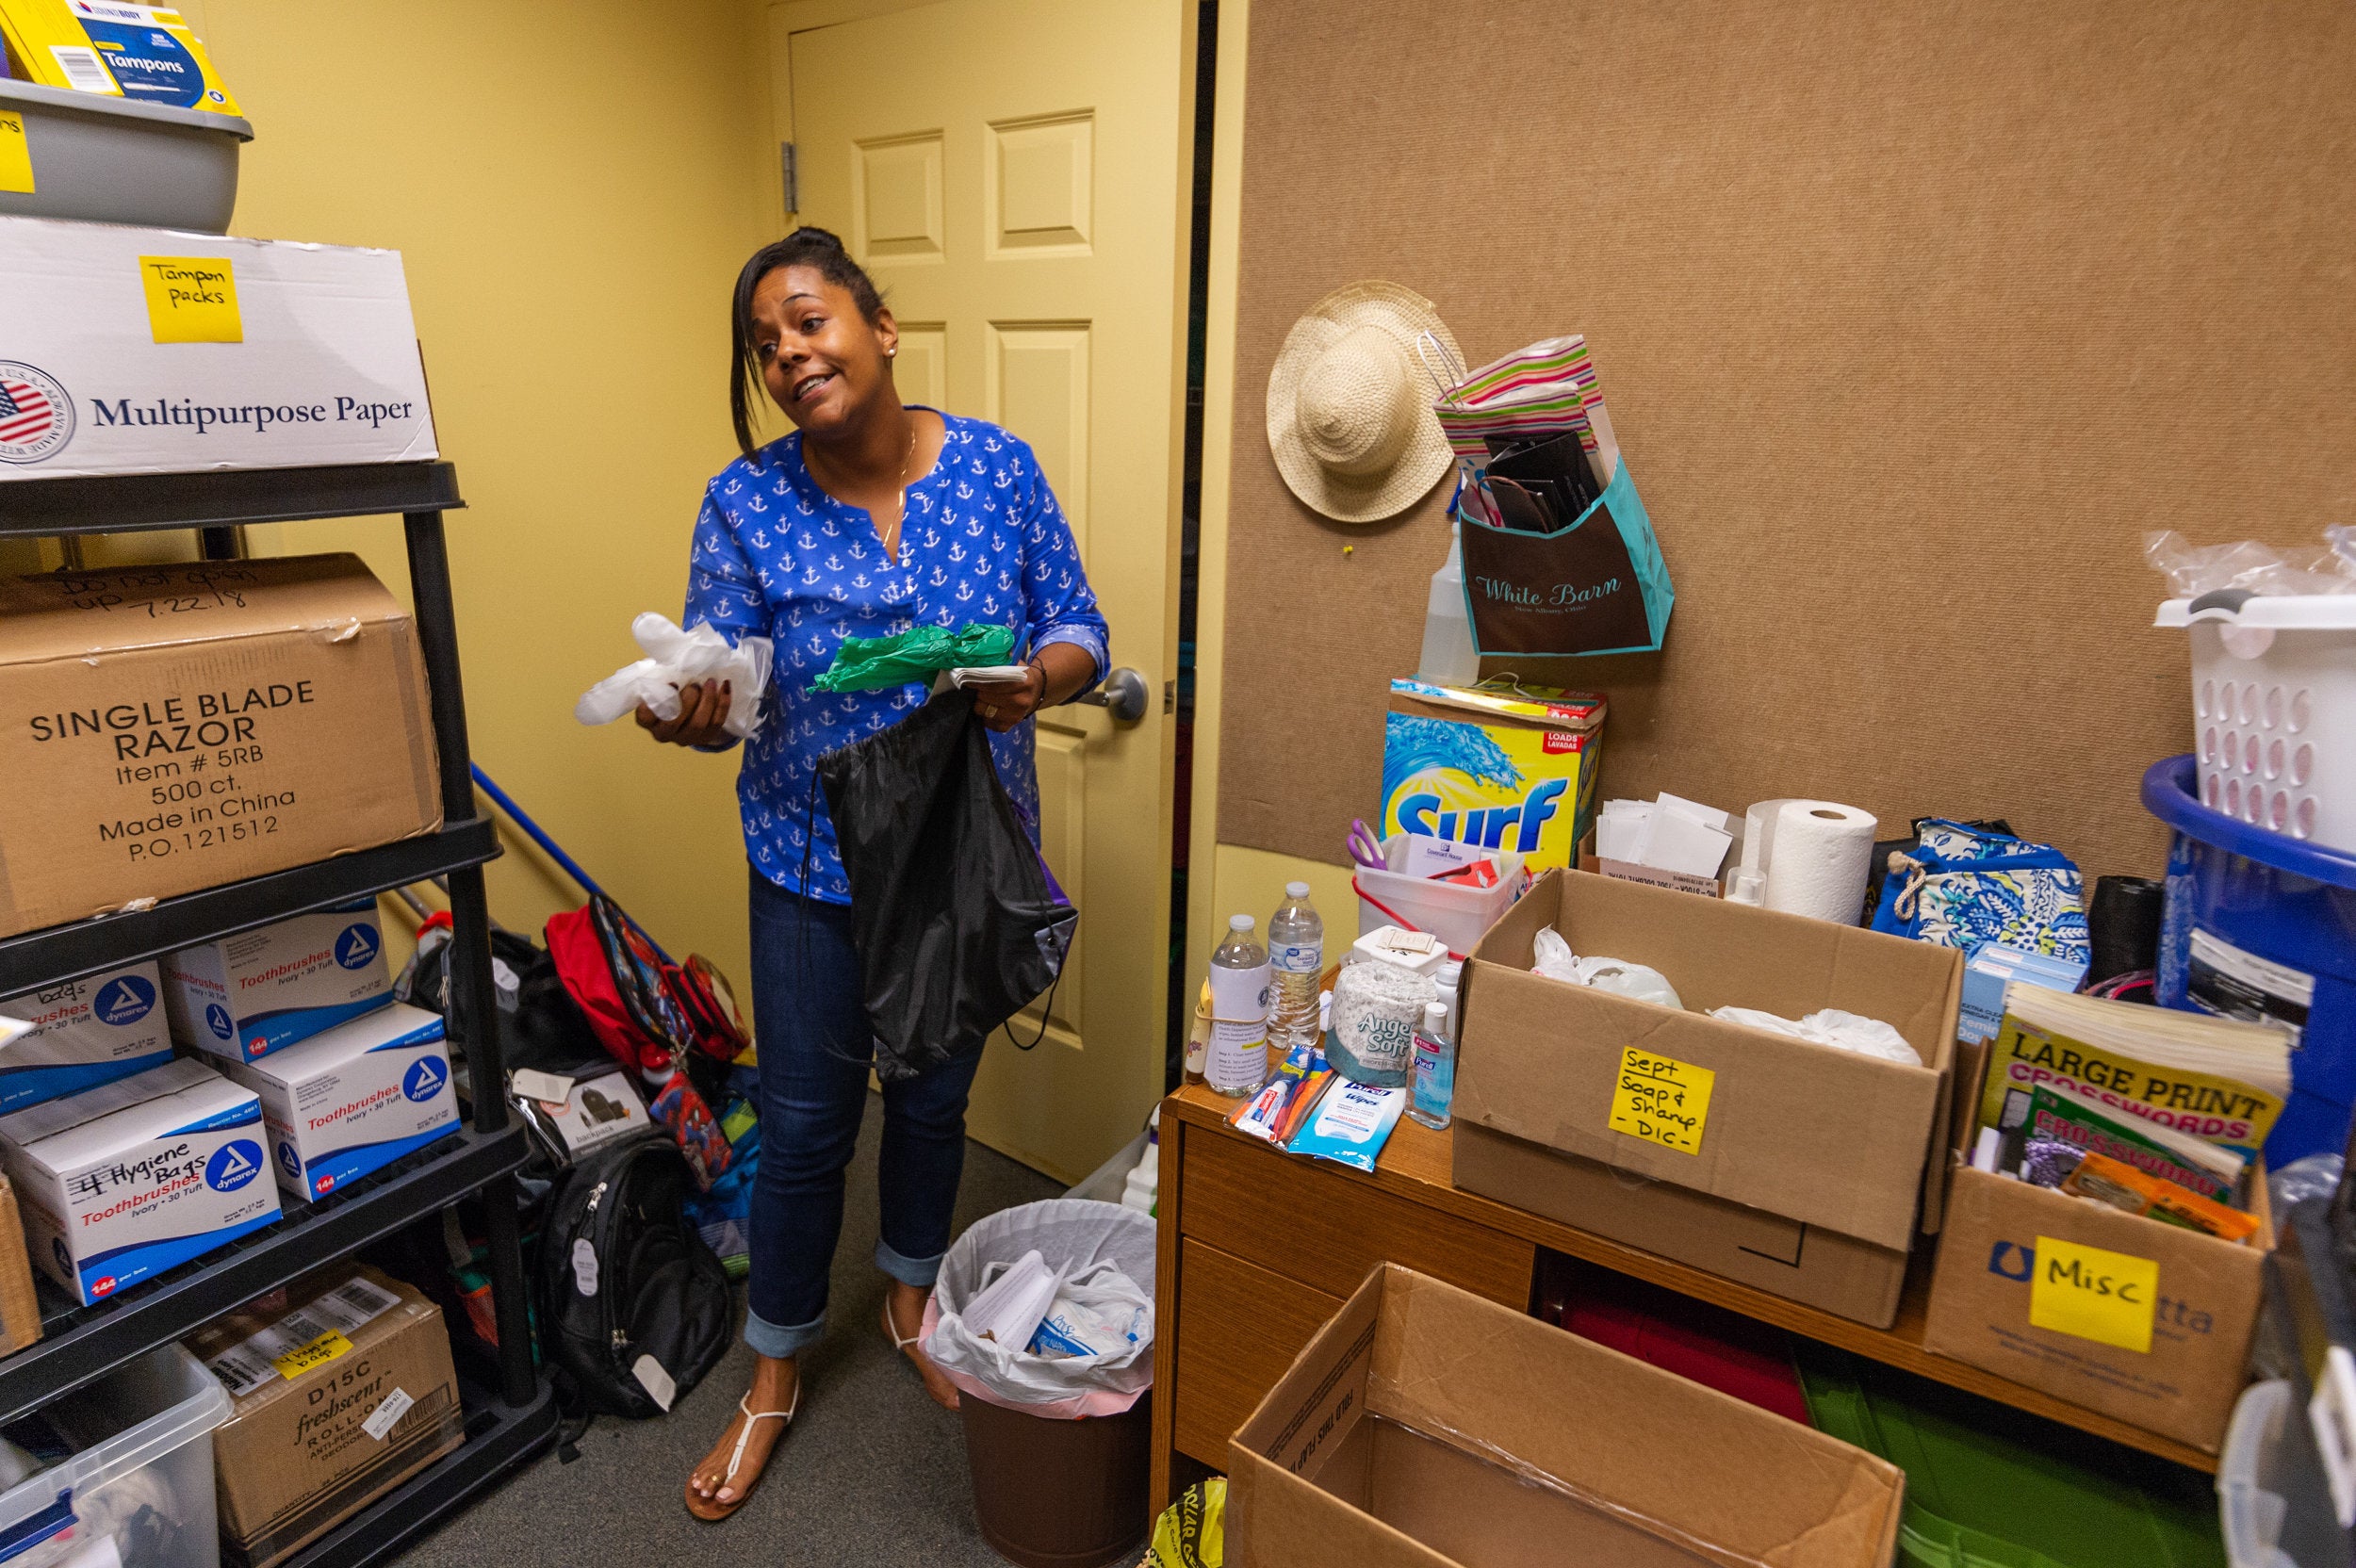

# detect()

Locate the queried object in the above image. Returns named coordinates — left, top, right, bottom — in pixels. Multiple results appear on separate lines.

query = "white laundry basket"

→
left=2158, top=593, right=2356, bottom=852
left=0, top=1343, right=232, bottom=1567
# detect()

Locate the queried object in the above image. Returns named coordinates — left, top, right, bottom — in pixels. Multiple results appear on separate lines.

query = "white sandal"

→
left=883, top=1298, right=924, bottom=1356
left=684, top=1388, right=799, bottom=1521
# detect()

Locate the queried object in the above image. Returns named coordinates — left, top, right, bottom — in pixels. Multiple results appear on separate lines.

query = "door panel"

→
left=782, top=0, right=1186, bottom=1180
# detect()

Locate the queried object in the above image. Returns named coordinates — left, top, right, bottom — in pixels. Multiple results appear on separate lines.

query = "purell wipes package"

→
left=219, top=1004, right=458, bottom=1200
left=0, top=1055, right=280, bottom=1304
left=0, top=214, right=435, bottom=479
left=0, top=960, right=172, bottom=1111
left=165, top=899, right=391, bottom=1062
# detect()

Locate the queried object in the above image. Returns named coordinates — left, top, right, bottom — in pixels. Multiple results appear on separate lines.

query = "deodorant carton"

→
left=0, top=1056, right=280, bottom=1304
left=164, top=899, right=391, bottom=1062
left=0, top=961, right=173, bottom=1112
left=217, top=1003, right=458, bottom=1200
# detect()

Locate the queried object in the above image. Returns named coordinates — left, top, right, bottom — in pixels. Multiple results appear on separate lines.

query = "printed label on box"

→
left=1608, top=1047, right=1713, bottom=1154
left=2028, top=1234, right=2157, bottom=1353
left=0, top=114, right=32, bottom=195
left=138, top=256, right=241, bottom=344
left=205, top=1273, right=399, bottom=1397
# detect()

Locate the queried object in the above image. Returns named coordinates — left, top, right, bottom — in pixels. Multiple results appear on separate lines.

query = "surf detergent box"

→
left=0, top=960, right=172, bottom=1111
left=0, top=1054, right=279, bottom=1304
left=1380, top=678, right=1606, bottom=873
left=0, top=213, right=434, bottom=478
left=0, top=1, right=241, bottom=112
left=218, top=1003, right=457, bottom=1201
left=164, top=899, right=392, bottom=1063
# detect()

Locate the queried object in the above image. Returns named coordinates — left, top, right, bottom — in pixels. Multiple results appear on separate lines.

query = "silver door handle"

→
left=1075, top=667, right=1150, bottom=724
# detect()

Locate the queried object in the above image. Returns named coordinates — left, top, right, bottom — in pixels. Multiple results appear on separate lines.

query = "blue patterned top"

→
left=684, top=412, right=1108, bottom=904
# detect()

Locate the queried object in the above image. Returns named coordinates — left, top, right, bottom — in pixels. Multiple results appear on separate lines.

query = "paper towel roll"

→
left=1761, top=800, right=1878, bottom=923
left=1740, top=797, right=1801, bottom=875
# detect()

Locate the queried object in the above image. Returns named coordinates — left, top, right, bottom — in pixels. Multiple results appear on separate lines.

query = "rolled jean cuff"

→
left=744, top=1304, right=826, bottom=1359
left=875, top=1235, right=946, bottom=1291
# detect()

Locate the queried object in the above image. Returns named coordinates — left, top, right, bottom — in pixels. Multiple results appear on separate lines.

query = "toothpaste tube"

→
left=1229, top=1040, right=1322, bottom=1142
left=1284, top=1080, right=1405, bottom=1172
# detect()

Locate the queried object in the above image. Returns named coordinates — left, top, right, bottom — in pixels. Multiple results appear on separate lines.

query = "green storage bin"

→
left=1796, top=1344, right=2226, bottom=1568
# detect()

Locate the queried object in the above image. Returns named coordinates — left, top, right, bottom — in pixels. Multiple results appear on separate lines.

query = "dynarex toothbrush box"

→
left=0, top=1055, right=280, bottom=1304
left=0, top=960, right=172, bottom=1111
left=164, top=900, right=391, bottom=1063
left=217, top=1003, right=458, bottom=1201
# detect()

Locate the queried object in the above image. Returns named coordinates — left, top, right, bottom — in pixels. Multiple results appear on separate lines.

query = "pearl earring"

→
left=887, top=348, right=896, bottom=358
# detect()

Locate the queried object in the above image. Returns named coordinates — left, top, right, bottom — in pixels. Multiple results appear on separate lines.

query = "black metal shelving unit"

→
left=0, top=461, right=552, bottom=1562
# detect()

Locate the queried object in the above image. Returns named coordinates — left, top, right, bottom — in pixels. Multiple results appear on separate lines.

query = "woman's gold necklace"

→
left=883, top=420, right=917, bottom=559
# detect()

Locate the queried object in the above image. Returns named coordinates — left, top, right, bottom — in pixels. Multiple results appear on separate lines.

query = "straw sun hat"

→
left=1266, top=281, right=1461, bottom=524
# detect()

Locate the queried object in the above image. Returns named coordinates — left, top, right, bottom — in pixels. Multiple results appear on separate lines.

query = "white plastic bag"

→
left=1530, top=925, right=1581, bottom=982
left=923, top=1199, right=1154, bottom=1417
left=1529, top=929, right=1683, bottom=1007
left=576, top=612, right=773, bottom=739
left=961, top=1250, right=1065, bottom=1350
left=1709, top=1004, right=1921, bottom=1066
left=1027, top=1262, right=1151, bottom=1359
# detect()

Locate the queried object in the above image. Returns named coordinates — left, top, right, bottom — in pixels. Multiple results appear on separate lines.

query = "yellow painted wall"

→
left=161, top=0, right=778, bottom=976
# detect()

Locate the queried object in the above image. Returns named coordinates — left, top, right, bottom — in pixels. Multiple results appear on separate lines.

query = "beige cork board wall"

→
left=1217, top=0, right=2356, bottom=882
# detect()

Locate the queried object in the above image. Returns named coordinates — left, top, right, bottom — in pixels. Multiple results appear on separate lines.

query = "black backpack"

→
left=538, top=1133, right=732, bottom=1421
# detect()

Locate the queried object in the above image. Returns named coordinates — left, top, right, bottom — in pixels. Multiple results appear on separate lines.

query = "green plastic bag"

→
left=1146, top=1478, right=1224, bottom=1568
left=809, top=622, right=1016, bottom=694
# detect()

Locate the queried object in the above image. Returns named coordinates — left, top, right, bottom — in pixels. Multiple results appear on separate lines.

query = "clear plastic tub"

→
left=1352, top=834, right=1527, bottom=957
left=0, top=1343, right=233, bottom=1567
left=2218, top=1379, right=2350, bottom=1568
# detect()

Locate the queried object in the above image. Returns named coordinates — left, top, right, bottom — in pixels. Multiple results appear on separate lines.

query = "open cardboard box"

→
left=1228, top=1264, right=1904, bottom=1568
left=1452, top=870, right=1964, bottom=1327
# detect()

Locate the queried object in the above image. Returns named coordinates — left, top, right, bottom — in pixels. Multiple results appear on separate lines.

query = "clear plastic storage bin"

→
left=0, top=1343, right=232, bottom=1568
left=2217, top=1379, right=2348, bottom=1568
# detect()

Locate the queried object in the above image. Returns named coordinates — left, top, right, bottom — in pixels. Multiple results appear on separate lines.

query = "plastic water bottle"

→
left=1416, top=518, right=1480, bottom=687
left=1410, top=1001, right=1455, bottom=1130
left=1206, top=915, right=1272, bottom=1097
left=1268, top=883, right=1324, bottom=1050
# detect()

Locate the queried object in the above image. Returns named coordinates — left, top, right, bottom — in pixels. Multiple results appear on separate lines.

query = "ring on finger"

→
left=981, top=703, right=998, bottom=718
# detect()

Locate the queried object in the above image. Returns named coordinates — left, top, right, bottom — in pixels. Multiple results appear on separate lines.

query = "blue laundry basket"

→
left=2143, top=755, right=2356, bottom=1163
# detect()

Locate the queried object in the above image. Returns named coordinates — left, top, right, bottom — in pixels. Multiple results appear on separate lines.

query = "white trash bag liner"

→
left=922, top=1198, right=1154, bottom=1418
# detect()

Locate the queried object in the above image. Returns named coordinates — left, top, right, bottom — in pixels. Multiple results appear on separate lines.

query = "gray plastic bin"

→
left=0, top=1342, right=233, bottom=1567
left=0, top=77, right=251, bottom=233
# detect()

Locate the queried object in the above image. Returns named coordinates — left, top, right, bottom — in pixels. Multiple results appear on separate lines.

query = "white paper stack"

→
left=1595, top=792, right=1736, bottom=882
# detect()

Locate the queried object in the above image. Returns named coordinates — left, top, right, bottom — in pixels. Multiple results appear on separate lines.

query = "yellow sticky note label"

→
left=1608, top=1047, right=1714, bottom=1154
left=2028, top=1235, right=2157, bottom=1353
left=272, top=1330, right=353, bottom=1380
left=0, top=113, right=31, bottom=195
left=139, top=255, right=242, bottom=343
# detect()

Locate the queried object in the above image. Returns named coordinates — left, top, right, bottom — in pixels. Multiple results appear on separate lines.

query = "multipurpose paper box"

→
left=0, top=213, right=433, bottom=478
left=1380, top=678, right=1604, bottom=873
left=0, top=1055, right=279, bottom=1303
left=1227, top=1265, right=1902, bottom=1568
left=0, top=1, right=240, bottom=111
left=1453, top=871, right=1963, bottom=1327
left=218, top=1003, right=457, bottom=1200
left=166, top=899, right=391, bottom=1061
left=188, top=1265, right=464, bottom=1568
left=0, top=554, right=442, bottom=938
left=0, top=960, right=171, bottom=1110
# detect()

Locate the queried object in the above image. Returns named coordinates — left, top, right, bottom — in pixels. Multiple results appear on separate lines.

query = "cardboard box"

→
left=1453, top=870, right=1964, bottom=1327
left=0, top=1176, right=43, bottom=1355
left=165, top=898, right=391, bottom=1061
left=1228, top=1264, right=1903, bottom=1568
left=0, top=1055, right=279, bottom=1303
left=217, top=1002, right=457, bottom=1200
left=1380, top=678, right=1605, bottom=873
left=187, top=1265, right=465, bottom=1568
left=0, top=213, right=433, bottom=478
left=1579, top=833, right=1725, bottom=898
left=0, top=960, right=172, bottom=1110
left=0, top=553, right=443, bottom=938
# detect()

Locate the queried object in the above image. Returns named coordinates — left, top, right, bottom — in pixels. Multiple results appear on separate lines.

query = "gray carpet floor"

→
left=394, top=1102, right=1149, bottom=1568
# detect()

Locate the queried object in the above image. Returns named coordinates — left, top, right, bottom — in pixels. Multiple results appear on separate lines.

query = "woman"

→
left=640, top=227, right=1108, bottom=1522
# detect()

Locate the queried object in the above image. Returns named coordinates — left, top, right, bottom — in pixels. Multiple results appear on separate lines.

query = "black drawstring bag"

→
left=816, top=690, right=1076, bottom=1081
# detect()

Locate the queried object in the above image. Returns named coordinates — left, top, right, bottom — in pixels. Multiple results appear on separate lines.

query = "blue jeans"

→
left=744, top=872, right=984, bottom=1359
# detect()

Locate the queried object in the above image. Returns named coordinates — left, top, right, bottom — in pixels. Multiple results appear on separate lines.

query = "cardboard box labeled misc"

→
left=1925, top=1165, right=2268, bottom=1453
left=0, top=213, right=433, bottom=477
left=1454, top=870, right=1964, bottom=1327
left=0, top=959, right=172, bottom=1110
left=166, top=898, right=391, bottom=1061
left=1228, top=1264, right=1903, bottom=1568
left=0, top=554, right=443, bottom=938
left=1380, top=678, right=1604, bottom=873
left=188, top=1264, right=464, bottom=1568
left=0, top=1055, right=280, bottom=1303
left=218, top=1003, right=457, bottom=1200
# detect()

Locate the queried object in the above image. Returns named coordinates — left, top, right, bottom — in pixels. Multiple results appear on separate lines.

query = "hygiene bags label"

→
left=2027, top=1234, right=2157, bottom=1354
left=1608, top=1046, right=1713, bottom=1154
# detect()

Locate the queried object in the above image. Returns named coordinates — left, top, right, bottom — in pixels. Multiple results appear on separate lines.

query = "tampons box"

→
left=0, top=960, right=172, bottom=1111
left=0, top=1055, right=281, bottom=1305
left=165, top=899, right=391, bottom=1062
left=218, top=1003, right=458, bottom=1201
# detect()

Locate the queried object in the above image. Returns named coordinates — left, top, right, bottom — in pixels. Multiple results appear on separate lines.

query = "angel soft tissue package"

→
left=163, top=900, right=391, bottom=1063
left=0, top=1057, right=281, bottom=1305
left=217, top=1003, right=458, bottom=1201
